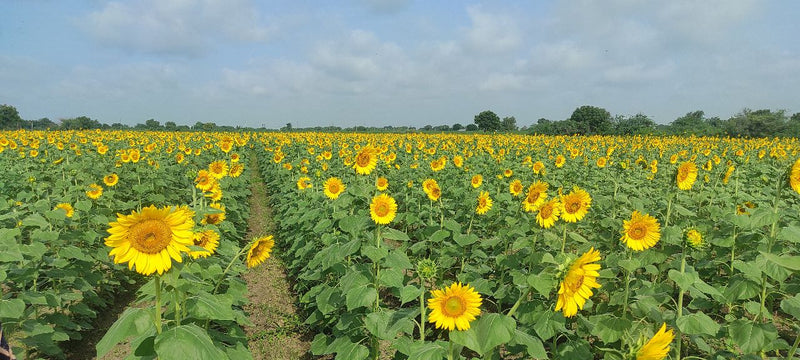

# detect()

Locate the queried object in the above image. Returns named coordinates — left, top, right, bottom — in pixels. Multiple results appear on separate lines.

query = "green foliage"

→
left=0, top=104, right=23, bottom=129
left=473, top=110, right=502, bottom=132
left=569, top=105, right=612, bottom=134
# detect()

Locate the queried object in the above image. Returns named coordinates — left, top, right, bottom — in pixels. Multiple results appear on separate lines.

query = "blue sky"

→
left=1, top=0, right=798, bottom=128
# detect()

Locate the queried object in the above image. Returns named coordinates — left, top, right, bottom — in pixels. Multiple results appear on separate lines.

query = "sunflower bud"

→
left=416, top=258, right=438, bottom=281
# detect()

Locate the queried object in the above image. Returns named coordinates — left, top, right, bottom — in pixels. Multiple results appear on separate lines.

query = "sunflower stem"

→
left=675, top=244, right=687, bottom=360
left=447, top=339, right=455, bottom=360
left=622, top=250, right=632, bottom=319
left=787, top=330, right=800, bottom=360
left=560, top=223, right=568, bottom=254
left=665, top=193, right=674, bottom=227
left=419, top=280, right=426, bottom=341
left=506, top=288, right=530, bottom=318
left=729, top=225, right=737, bottom=275
left=757, top=175, right=782, bottom=323
left=154, top=275, right=163, bottom=334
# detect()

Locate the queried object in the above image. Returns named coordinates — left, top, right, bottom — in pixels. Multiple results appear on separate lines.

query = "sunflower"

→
left=430, top=156, right=446, bottom=172
left=555, top=247, right=602, bottom=317
left=297, top=176, right=312, bottom=190
left=636, top=323, right=674, bottom=360
left=536, top=199, right=560, bottom=229
left=476, top=191, right=492, bottom=215
left=86, top=183, right=103, bottom=199
left=376, top=177, right=389, bottom=191
left=204, top=183, right=223, bottom=201
left=560, top=187, right=591, bottom=222
left=105, top=205, right=195, bottom=276
left=523, top=181, right=548, bottom=212
left=427, top=282, right=482, bottom=331
left=202, top=203, right=226, bottom=225
left=229, top=163, right=244, bottom=178
left=195, top=170, right=216, bottom=192
left=621, top=211, right=661, bottom=251
left=509, top=179, right=524, bottom=197
left=189, top=229, right=220, bottom=259
left=353, top=146, right=378, bottom=175
left=686, top=229, right=703, bottom=249
left=503, top=169, right=513, bottom=177
left=208, top=160, right=228, bottom=179
left=555, top=155, right=566, bottom=168
left=790, top=158, right=800, bottom=195
left=453, top=155, right=463, bottom=168
left=532, top=161, right=545, bottom=174
left=103, top=173, right=119, bottom=187
left=723, top=165, right=735, bottom=184
left=676, top=161, right=698, bottom=190
left=370, top=193, right=397, bottom=225
left=54, top=203, right=74, bottom=218
left=323, top=177, right=346, bottom=199
left=596, top=157, right=607, bottom=168
left=230, top=153, right=240, bottom=163
left=422, top=178, right=438, bottom=194
left=470, top=174, right=483, bottom=188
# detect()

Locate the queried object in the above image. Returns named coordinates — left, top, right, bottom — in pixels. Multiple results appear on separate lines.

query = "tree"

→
left=164, top=121, right=177, bottom=131
left=145, top=119, right=161, bottom=130
left=474, top=110, right=502, bottom=132
left=465, top=124, right=479, bottom=131
left=569, top=105, right=611, bottom=134
left=452, top=123, right=464, bottom=131
left=0, top=104, right=23, bottom=129
left=725, top=109, right=788, bottom=138
left=202, top=122, right=217, bottom=131
left=60, top=116, right=101, bottom=130
left=614, top=113, right=655, bottom=135
left=501, top=116, right=518, bottom=131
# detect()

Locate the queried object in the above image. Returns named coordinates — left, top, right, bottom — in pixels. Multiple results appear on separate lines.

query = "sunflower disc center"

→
left=443, top=296, right=466, bottom=317
left=130, top=219, right=172, bottom=254
left=630, top=224, right=647, bottom=240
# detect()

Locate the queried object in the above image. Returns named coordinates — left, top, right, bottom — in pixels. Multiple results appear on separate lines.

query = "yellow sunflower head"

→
left=476, top=190, right=492, bottom=215
left=470, top=174, right=483, bottom=188
left=353, top=146, right=378, bottom=175
left=676, top=161, right=698, bottom=190
left=509, top=179, right=524, bottom=197
left=555, top=247, right=602, bottom=318
left=229, top=163, right=244, bottom=178
left=523, top=181, right=549, bottom=212
left=86, top=183, right=103, bottom=200
left=54, top=203, right=74, bottom=218
left=376, top=177, right=389, bottom=191
left=208, top=160, right=229, bottom=179
left=370, top=193, right=397, bottom=225
left=555, top=155, right=566, bottom=168
left=536, top=199, right=560, bottom=229
left=296, top=176, right=312, bottom=190
left=103, top=173, right=119, bottom=187
left=323, top=177, right=346, bottom=200
left=247, top=235, right=275, bottom=268
left=685, top=229, right=704, bottom=249
left=790, top=158, right=800, bottom=195
left=621, top=211, right=661, bottom=251
left=427, top=282, right=482, bottom=331
left=635, top=323, right=674, bottom=360
left=532, top=161, right=545, bottom=174
left=105, top=205, right=195, bottom=276
left=195, top=170, right=216, bottom=192
left=202, top=202, right=226, bottom=225
left=560, top=187, right=591, bottom=222
left=189, top=229, right=220, bottom=259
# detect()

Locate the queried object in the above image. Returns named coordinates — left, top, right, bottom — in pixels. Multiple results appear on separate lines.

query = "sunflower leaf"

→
left=449, top=313, right=516, bottom=356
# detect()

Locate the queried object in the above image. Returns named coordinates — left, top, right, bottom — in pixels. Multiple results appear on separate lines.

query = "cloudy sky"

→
left=1, top=1, right=798, bottom=128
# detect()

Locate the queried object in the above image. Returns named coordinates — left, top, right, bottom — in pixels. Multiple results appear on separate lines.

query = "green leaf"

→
left=384, top=249, right=412, bottom=270
left=449, top=313, right=515, bottom=356
left=0, top=299, right=25, bottom=320
left=339, top=215, right=367, bottom=234
left=532, top=310, right=566, bottom=340
left=527, top=273, right=557, bottom=297
left=723, top=278, right=760, bottom=302
left=361, top=245, right=388, bottom=263
left=677, top=311, right=720, bottom=336
left=429, top=229, right=450, bottom=243
left=310, top=334, right=330, bottom=355
left=590, top=314, right=631, bottom=343
left=510, top=329, right=547, bottom=358
left=618, top=258, right=641, bottom=273
left=96, top=307, right=155, bottom=358
left=400, top=285, right=422, bottom=305
left=21, top=213, right=49, bottom=229
left=382, top=227, right=411, bottom=242
left=0, top=228, right=23, bottom=262
left=327, top=337, right=369, bottom=360
left=346, top=284, right=377, bottom=311
left=780, top=294, right=800, bottom=320
left=365, top=309, right=416, bottom=340
left=185, top=292, right=235, bottom=321
left=407, top=342, right=446, bottom=360
left=380, top=267, right=404, bottom=289
left=453, top=233, right=478, bottom=246
left=759, top=251, right=800, bottom=271
left=313, top=218, right=332, bottom=234
left=728, top=319, right=777, bottom=354
left=779, top=225, right=800, bottom=243
left=154, top=324, right=228, bottom=360
left=443, top=219, right=462, bottom=234
left=668, top=269, right=698, bottom=290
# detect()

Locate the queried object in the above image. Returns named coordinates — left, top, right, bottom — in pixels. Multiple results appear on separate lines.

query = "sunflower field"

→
left=1, top=129, right=800, bottom=359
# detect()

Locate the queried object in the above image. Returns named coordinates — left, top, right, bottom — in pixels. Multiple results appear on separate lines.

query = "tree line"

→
left=1, top=103, right=798, bottom=138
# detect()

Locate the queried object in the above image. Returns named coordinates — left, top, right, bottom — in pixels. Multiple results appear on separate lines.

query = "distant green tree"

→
left=614, top=113, right=655, bottom=134
left=569, top=105, right=611, bottom=134
left=145, top=119, right=161, bottom=129
left=60, top=116, right=101, bottom=130
left=0, top=104, right=23, bottom=129
left=452, top=123, right=464, bottom=131
left=164, top=121, right=177, bottom=131
left=501, top=116, right=518, bottom=131
left=474, top=110, right=502, bottom=131
left=465, top=124, right=479, bottom=131
left=202, top=122, right=217, bottom=131
left=725, top=109, right=788, bottom=138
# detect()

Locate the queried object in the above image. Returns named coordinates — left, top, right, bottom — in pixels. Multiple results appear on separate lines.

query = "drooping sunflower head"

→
left=86, top=183, right=103, bottom=200
left=189, top=229, right=220, bottom=259
left=208, top=160, right=229, bottom=179
left=676, top=161, right=698, bottom=190
left=105, top=205, right=195, bottom=276
left=621, top=211, right=661, bottom=251
left=428, top=185, right=441, bottom=202
left=509, top=179, right=524, bottom=197
left=470, top=174, right=483, bottom=188
left=560, top=187, right=591, bottom=222
left=54, top=203, right=74, bottom=218
left=103, top=173, right=119, bottom=187
left=323, top=177, right=346, bottom=199
left=685, top=229, right=704, bottom=249
left=353, top=146, right=378, bottom=175
left=296, top=176, right=312, bottom=190
left=536, top=199, right=560, bottom=229
left=422, top=178, right=438, bottom=195
left=195, top=170, right=217, bottom=192
left=523, top=181, right=549, bottom=212
left=370, top=193, right=397, bottom=225
left=427, top=282, right=482, bottom=331
left=202, top=202, right=226, bottom=225
left=790, top=158, right=800, bottom=195
left=246, top=235, right=275, bottom=268
left=476, top=190, right=492, bottom=215
left=635, top=323, right=675, bottom=360
left=376, top=177, right=389, bottom=191
left=555, top=247, right=602, bottom=318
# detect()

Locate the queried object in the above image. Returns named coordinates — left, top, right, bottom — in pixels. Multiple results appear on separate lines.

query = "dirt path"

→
left=243, top=158, right=310, bottom=360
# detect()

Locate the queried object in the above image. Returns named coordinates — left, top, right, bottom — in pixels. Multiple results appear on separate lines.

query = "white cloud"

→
left=603, top=61, right=675, bottom=84
left=464, top=5, right=522, bottom=53
left=80, top=0, right=274, bottom=56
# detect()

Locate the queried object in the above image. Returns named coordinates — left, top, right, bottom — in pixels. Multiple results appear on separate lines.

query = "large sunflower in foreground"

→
left=353, top=146, right=378, bottom=175
left=246, top=235, right=275, bottom=268
left=555, top=247, right=602, bottom=318
left=105, top=205, right=195, bottom=276
left=560, top=187, right=591, bottom=222
left=636, top=323, right=674, bottom=360
left=790, top=158, right=800, bottom=195
left=370, top=193, right=397, bottom=225
left=476, top=191, right=492, bottom=215
left=621, top=211, right=661, bottom=251
left=427, top=282, right=482, bottom=331
left=189, top=229, right=220, bottom=259
left=323, top=177, right=346, bottom=199
left=676, top=161, right=698, bottom=190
